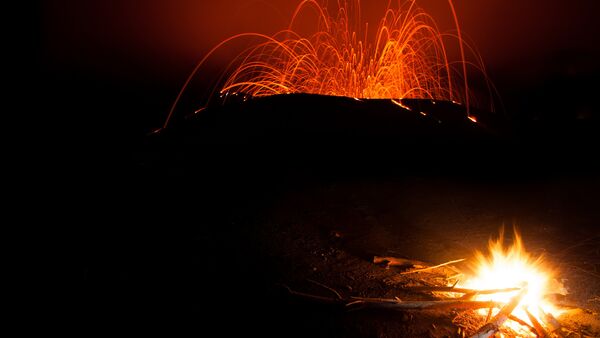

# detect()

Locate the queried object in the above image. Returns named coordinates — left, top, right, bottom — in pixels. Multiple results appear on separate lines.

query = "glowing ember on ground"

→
left=461, top=229, right=564, bottom=336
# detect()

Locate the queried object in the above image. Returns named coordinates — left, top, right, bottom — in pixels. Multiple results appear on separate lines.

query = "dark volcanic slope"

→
left=170, top=94, right=496, bottom=145
left=157, top=94, right=598, bottom=177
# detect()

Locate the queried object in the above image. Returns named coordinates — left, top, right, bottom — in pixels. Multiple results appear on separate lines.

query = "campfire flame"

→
left=462, top=229, right=563, bottom=335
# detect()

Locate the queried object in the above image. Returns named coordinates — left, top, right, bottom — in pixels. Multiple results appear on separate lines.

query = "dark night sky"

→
left=42, top=0, right=600, bottom=130
left=42, top=0, right=600, bottom=73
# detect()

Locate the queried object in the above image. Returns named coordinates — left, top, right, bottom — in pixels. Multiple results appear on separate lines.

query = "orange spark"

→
left=165, top=1, right=495, bottom=128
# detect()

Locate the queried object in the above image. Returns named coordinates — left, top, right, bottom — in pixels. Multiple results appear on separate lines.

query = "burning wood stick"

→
left=283, top=285, right=500, bottom=311
left=470, top=287, right=527, bottom=338
left=373, top=256, right=428, bottom=269
left=405, top=286, right=520, bottom=295
left=525, top=307, right=549, bottom=337
left=400, top=258, right=466, bottom=274
left=538, top=307, right=564, bottom=337
left=507, top=314, right=537, bottom=335
left=484, top=307, right=493, bottom=323
left=347, top=298, right=500, bottom=311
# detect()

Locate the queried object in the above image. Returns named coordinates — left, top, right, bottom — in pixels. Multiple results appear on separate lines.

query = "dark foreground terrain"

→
left=69, top=95, right=599, bottom=336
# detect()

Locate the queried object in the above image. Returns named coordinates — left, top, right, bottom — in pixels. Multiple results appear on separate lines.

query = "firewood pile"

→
left=284, top=256, right=599, bottom=337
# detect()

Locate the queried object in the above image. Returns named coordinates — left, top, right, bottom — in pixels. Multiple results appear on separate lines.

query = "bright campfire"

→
left=284, top=227, right=576, bottom=337
left=461, top=229, right=564, bottom=337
